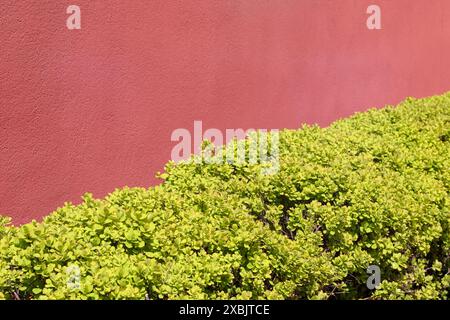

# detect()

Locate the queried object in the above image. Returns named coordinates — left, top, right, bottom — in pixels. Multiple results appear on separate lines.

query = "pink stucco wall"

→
left=1, top=1, right=450, bottom=224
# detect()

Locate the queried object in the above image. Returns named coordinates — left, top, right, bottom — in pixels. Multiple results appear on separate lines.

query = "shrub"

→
left=0, top=93, right=449, bottom=300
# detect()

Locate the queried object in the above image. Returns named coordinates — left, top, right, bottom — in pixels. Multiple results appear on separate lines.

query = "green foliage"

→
left=1, top=93, right=449, bottom=300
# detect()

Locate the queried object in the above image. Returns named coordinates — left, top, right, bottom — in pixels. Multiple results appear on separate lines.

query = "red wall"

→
left=1, top=1, right=450, bottom=224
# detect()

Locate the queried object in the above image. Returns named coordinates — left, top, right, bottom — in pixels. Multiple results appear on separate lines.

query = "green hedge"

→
left=1, top=93, right=449, bottom=300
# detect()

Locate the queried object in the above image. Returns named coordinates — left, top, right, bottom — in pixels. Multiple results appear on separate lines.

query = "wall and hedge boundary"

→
left=1, top=93, right=449, bottom=300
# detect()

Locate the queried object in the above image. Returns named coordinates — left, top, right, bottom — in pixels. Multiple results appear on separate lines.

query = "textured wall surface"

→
left=1, top=0, right=450, bottom=224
